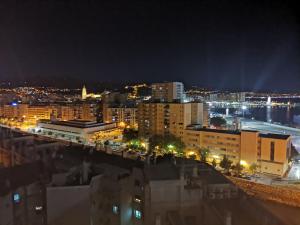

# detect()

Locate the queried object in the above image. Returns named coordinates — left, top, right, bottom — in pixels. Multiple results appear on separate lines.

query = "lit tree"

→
left=219, top=155, right=232, bottom=173
left=149, top=134, right=185, bottom=156
left=123, top=128, right=138, bottom=142
left=249, top=163, right=258, bottom=174
left=199, top=148, right=210, bottom=163
left=231, top=162, right=244, bottom=176
left=212, top=158, right=217, bottom=168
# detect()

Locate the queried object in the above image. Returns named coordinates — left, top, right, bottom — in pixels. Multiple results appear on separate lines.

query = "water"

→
left=211, top=106, right=300, bottom=127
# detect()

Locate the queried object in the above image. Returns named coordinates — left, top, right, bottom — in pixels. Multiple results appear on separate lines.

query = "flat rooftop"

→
left=0, top=126, right=31, bottom=139
left=192, top=127, right=241, bottom=135
left=38, top=120, right=115, bottom=129
left=259, top=133, right=290, bottom=140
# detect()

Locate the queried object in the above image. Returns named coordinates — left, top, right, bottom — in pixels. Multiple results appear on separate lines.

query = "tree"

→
left=249, top=163, right=258, bottom=174
left=212, top=158, right=217, bottom=168
left=199, top=148, right=210, bottom=163
left=231, top=162, right=244, bottom=176
left=149, top=134, right=185, bottom=156
left=123, top=128, right=138, bottom=142
left=210, top=116, right=227, bottom=128
left=219, top=155, right=232, bottom=173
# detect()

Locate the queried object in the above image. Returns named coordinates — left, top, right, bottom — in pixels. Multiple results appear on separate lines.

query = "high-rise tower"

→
left=82, top=85, right=87, bottom=100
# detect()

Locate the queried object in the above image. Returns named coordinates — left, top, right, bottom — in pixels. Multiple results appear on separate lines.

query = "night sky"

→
left=0, top=0, right=299, bottom=91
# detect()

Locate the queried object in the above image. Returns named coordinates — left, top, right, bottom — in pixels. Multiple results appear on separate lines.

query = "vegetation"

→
left=219, top=155, right=232, bottom=172
left=249, top=163, right=258, bottom=174
left=210, top=116, right=227, bottom=128
left=199, top=148, right=210, bottom=163
left=231, top=162, right=244, bottom=175
left=212, top=158, right=217, bottom=168
left=149, top=134, right=185, bottom=156
left=123, top=128, right=138, bottom=142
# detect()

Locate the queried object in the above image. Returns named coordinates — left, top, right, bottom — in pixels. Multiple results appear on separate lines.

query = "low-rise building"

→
left=35, top=120, right=119, bottom=145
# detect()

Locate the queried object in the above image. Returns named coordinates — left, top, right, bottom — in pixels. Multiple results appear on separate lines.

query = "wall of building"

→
left=47, top=186, right=90, bottom=225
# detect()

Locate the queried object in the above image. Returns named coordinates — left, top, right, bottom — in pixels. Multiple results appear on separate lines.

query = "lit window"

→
left=133, top=209, right=142, bottom=219
left=133, top=195, right=142, bottom=203
left=112, top=205, right=119, bottom=214
left=13, top=193, right=21, bottom=203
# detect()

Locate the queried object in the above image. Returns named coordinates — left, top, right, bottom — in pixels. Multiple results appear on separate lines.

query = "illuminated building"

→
left=151, top=82, right=184, bottom=102
left=137, top=102, right=208, bottom=138
left=27, top=106, right=52, bottom=123
left=35, top=120, right=118, bottom=145
left=183, top=128, right=291, bottom=176
left=82, top=85, right=87, bottom=100
left=81, top=85, right=101, bottom=100
left=103, top=103, right=137, bottom=128
left=208, top=92, right=246, bottom=102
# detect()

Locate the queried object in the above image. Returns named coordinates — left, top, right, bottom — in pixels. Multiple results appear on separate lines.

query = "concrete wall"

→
left=47, top=185, right=90, bottom=225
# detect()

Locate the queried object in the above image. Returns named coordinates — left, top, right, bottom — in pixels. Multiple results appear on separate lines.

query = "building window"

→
left=270, top=142, right=275, bottom=161
left=13, top=193, right=21, bottom=204
left=112, top=205, right=119, bottom=215
left=134, top=195, right=142, bottom=203
left=133, top=209, right=142, bottom=220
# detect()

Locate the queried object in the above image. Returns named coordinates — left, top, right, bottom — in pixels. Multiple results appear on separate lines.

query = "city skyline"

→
left=0, top=0, right=299, bottom=91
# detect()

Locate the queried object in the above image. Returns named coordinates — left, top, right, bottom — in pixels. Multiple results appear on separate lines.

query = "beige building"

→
left=138, top=102, right=208, bottom=138
left=151, top=82, right=184, bottom=102
left=103, top=104, right=137, bottom=128
left=0, top=104, right=51, bottom=122
left=183, top=128, right=291, bottom=176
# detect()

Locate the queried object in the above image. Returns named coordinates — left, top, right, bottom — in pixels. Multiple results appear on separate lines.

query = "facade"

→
left=0, top=126, right=62, bottom=167
left=82, top=85, right=87, bottom=100
left=208, top=92, right=246, bottom=102
left=103, top=104, right=138, bottom=128
left=138, top=102, right=208, bottom=138
left=91, top=157, right=283, bottom=225
left=151, top=82, right=184, bottom=102
left=183, top=128, right=291, bottom=176
left=0, top=162, right=47, bottom=225
left=0, top=103, right=97, bottom=124
left=35, top=120, right=118, bottom=145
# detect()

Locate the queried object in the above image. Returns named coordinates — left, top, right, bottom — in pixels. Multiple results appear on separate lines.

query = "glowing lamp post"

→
left=241, top=105, right=247, bottom=118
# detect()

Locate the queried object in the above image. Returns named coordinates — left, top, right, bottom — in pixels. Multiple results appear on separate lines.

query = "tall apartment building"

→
left=183, top=128, right=291, bottom=176
left=151, top=82, right=184, bottom=102
left=138, top=102, right=208, bottom=139
left=103, top=103, right=137, bottom=128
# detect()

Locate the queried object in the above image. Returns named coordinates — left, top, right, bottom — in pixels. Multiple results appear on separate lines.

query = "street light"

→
left=241, top=105, right=247, bottom=117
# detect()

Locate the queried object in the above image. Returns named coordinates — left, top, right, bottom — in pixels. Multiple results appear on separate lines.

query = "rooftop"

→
left=0, top=162, right=44, bottom=196
left=259, top=133, right=290, bottom=140
left=38, top=120, right=115, bottom=129
left=193, top=127, right=241, bottom=135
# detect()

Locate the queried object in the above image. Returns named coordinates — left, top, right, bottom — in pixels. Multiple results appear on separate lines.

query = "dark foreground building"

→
left=0, top=162, right=47, bottom=225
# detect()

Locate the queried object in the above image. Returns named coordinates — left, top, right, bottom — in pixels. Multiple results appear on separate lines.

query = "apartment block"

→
left=103, top=103, right=138, bottom=128
left=138, top=102, right=208, bottom=138
left=183, top=128, right=291, bottom=176
left=151, top=82, right=184, bottom=102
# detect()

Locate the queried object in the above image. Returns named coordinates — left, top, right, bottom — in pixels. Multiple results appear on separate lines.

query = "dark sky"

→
left=0, top=0, right=299, bottom=91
